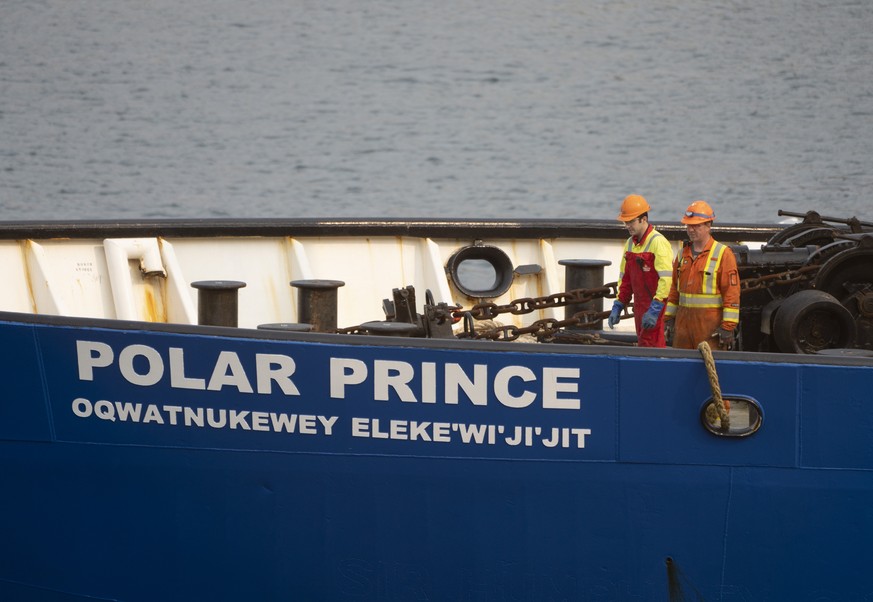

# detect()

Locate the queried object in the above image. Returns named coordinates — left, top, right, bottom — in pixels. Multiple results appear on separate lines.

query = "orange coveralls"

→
left=665, top=238, right=740, bottom=350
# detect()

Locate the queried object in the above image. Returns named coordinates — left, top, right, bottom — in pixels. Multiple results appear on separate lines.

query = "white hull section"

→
left=1, top=234, right=677, bottom=331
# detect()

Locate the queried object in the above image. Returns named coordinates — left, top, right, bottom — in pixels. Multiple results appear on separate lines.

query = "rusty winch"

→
left=733, top=210, right=873, bottom=353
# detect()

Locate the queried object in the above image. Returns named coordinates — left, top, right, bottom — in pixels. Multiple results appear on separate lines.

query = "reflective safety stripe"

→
left=657, top=269, right=672, bottom=278
left=678, top=292, right=723, bottom=308
left=641, top=231, right=665, bottom=254
left=723, top=307, right=740, bottom=323
left=701, top=243, right=727, bottom=295
left=665, top=302, right=678, bottom=317
left=626, top=230, right=664, bottom=254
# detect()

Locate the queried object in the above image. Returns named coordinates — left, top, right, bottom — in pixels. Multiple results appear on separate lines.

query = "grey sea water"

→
left=2, top=0, right=872, bottom=224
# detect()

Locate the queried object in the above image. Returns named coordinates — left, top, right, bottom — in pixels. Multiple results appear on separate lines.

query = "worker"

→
left=607, top=194, right=674, bottom=347
left=664, top=200, right=740, bottom=350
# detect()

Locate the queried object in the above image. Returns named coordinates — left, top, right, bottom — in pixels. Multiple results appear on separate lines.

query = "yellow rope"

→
left=698, top=341, right=730, bottom=428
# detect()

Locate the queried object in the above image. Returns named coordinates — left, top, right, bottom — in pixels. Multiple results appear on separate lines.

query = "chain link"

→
left=338, top=265, right=820, bottom=339
left=462, top=265, right=823, bottom=341
left=739, top=264, right=820, bottom=292
left=458, top=308, right=635, bottom=342
left=451, top=284, right=618, bottom=321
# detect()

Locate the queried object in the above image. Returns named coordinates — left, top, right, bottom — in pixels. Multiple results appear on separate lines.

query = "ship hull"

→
left=1, top=312, right=871, bottom=601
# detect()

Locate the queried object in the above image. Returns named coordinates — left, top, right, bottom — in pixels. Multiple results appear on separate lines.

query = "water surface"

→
left=2, top=0, right=872, bottom=223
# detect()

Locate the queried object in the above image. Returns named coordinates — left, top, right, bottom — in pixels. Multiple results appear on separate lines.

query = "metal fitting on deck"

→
left=291, top=279, right=345, bottom=333
left=558, top=259, right=612, bottom=330
left=191, top=280, right=247, bottom=327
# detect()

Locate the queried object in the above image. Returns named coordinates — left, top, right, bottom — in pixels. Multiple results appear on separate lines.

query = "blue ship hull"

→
left=2, top=312, right=872, bottom=601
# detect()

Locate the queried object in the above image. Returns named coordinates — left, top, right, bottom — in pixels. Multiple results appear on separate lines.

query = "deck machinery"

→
left=374, top=210, right=873, bottom=355
left=732, top=210, right=873, bottom=354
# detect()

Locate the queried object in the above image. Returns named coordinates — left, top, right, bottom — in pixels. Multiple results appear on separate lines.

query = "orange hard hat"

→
left=681, top=200, right=715, bottom=225
left=617, top=194, right=651, bottom=222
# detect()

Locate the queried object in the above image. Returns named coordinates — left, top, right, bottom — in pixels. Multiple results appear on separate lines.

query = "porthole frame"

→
left=446, top=244, right=514, bottom=299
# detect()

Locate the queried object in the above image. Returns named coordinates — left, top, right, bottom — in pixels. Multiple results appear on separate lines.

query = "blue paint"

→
left=1, top=317, right=872, bottom=601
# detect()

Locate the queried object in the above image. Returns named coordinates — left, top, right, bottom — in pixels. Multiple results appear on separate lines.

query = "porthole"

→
left=447, top=244, right=514, bottom=299
left=700, top=395, right=763, bottom=437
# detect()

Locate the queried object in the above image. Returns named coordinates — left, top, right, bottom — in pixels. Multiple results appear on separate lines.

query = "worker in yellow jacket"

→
left=607, top=195, right=674, bottom=347
left=665, top=201, right=740, bottom=350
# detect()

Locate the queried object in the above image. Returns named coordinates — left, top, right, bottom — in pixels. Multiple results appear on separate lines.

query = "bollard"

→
left=257, top=323, right=313, bottom=333
left=360, top=321, right=421, bottom=337
left=191, top=280, right=247, bottom=327
left=557, top=259, right=612, bottom=330
left=290, top=279, right=345, bottom=333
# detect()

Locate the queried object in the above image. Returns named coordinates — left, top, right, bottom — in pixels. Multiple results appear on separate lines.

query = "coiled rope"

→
left=698, top=341, right=730, bottom=429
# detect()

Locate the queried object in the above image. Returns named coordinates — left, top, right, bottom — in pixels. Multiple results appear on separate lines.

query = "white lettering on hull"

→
left=348, top=419, right=592, bottom=449
left=72, top=397, right=337, bottom=435
left=330, top=358, right=580, bottom=409
left=76, top=341, right=582, bottom=411
left=76, top=341, right=300, bottom=396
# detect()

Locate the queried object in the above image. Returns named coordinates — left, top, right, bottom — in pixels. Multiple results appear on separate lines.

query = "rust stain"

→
left=22, top=240, right=38, bottom=314
left=143, top=288, right=159, bottom=322
left=160, top=274, right=169, bottom=322
left=142, top=281, right=168, bottom=323
left=138, top=238, right=169, bottom=323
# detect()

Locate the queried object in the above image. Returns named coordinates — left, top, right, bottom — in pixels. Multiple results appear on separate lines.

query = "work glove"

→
left=664, top=319, right=675, bottom=346
left=607, top=300, right=623, bottom=329
left=641, top=299, right=664, bottom=330
left=714, top=326, right=735, bottom=350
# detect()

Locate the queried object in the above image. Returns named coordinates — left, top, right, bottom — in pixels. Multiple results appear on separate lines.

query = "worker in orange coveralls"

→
left=664, top=201, right=740, bottom=350
left=607, top=194, right=674, bottom=347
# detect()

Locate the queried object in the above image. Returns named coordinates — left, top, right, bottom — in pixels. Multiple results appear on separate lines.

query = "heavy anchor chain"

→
left=739, top=264, right=821, bottom=293
left=339, top=264, right=823, bottom=340
left=459, top=309, right=636, bottom=342
left=451, top=285, right=617, bottom=321
left=457, top=263, right=823, bottom=342
left=455, top=284, right=621, bottom=342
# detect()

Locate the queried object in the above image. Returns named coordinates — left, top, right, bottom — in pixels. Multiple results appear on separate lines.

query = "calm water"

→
left=2, top=0, right=872, bottom=224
